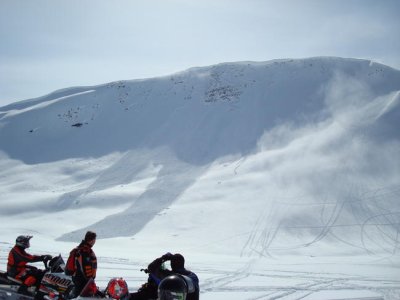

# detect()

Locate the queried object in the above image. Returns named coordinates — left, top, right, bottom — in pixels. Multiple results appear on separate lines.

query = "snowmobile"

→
left=0, top=256, right=129, bottom=300
left=129, top=268, right=158, bottom=300
left=38, top=255, right=73, bottom=299
left=0, top=255, right=72, bottom=300
left=130, top=267, right=195, bottom=300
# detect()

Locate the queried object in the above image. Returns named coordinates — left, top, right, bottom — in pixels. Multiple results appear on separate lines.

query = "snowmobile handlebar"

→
left=42, top=255, right=53, bottom=270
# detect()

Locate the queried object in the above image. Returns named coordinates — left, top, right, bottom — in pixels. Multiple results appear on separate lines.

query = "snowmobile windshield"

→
left=161, top=262, right=168, bottom=270
left=50, top=255, right=66, bottom=273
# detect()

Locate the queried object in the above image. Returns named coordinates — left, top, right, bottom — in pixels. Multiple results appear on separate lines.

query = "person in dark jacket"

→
left=130, top=252, right=199, bottom=300
left=70, top=231, right=98, bottom=297
left=7, top=235, right=52, bottom=295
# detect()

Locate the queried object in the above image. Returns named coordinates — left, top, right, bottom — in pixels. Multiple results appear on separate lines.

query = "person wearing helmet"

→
left=7, top=235, right=52, bottom=296
left=158, top=275, right=187, bottom=300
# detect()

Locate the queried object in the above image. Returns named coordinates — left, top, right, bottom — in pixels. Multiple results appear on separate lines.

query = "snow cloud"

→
left=243, top=76, right=400, bottom=256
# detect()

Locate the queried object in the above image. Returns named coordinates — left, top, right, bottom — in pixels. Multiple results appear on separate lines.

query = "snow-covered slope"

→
left=0, top=57, right=399, bottom=299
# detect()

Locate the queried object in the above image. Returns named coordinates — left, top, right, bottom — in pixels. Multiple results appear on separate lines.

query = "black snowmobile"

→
left=130, top=267, right=196, bottom=300
left=0, top=255, right=73, bottom=300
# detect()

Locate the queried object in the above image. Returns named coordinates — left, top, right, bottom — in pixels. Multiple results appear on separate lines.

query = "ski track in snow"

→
left=81, top=260, right=400, bottom=300
left=198, top=265, right=398, bottom=300
left=240, top=184, right=400, bottom=258
left=2, top=247, right=399, bottom=300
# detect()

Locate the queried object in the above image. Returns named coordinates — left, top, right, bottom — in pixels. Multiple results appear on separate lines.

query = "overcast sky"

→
left=1, top=0, right=399, bottom=107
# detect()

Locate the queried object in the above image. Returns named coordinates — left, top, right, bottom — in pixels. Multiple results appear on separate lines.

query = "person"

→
left=7, top=235, right=52, bottom=295
left=130, top=253, right=199, bottom=300
left=158, top=275, right=187, bottom=300
left=69, top=231, right=98, bottom=297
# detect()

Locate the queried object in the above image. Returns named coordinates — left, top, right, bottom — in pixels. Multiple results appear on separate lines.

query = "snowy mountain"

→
left=1, top=57, right=399, bottom=299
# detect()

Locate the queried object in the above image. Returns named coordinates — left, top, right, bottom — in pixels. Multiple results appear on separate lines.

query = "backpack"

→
left=65, top=248, right=79, bottom=276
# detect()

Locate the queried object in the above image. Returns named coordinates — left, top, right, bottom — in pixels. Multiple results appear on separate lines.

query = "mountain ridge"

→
left=0, top=57, right=399, bottom=254
left=1, top=57, right=399, bottom=165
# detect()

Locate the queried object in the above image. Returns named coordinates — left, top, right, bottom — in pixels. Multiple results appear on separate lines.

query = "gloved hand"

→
left=161, top=252, right=173, bottom=261
left=41, top=255, right=52, bottom=262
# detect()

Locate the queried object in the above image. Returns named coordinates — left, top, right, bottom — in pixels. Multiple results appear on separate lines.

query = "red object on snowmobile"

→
left=106, top=278, right=129, bottom=299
